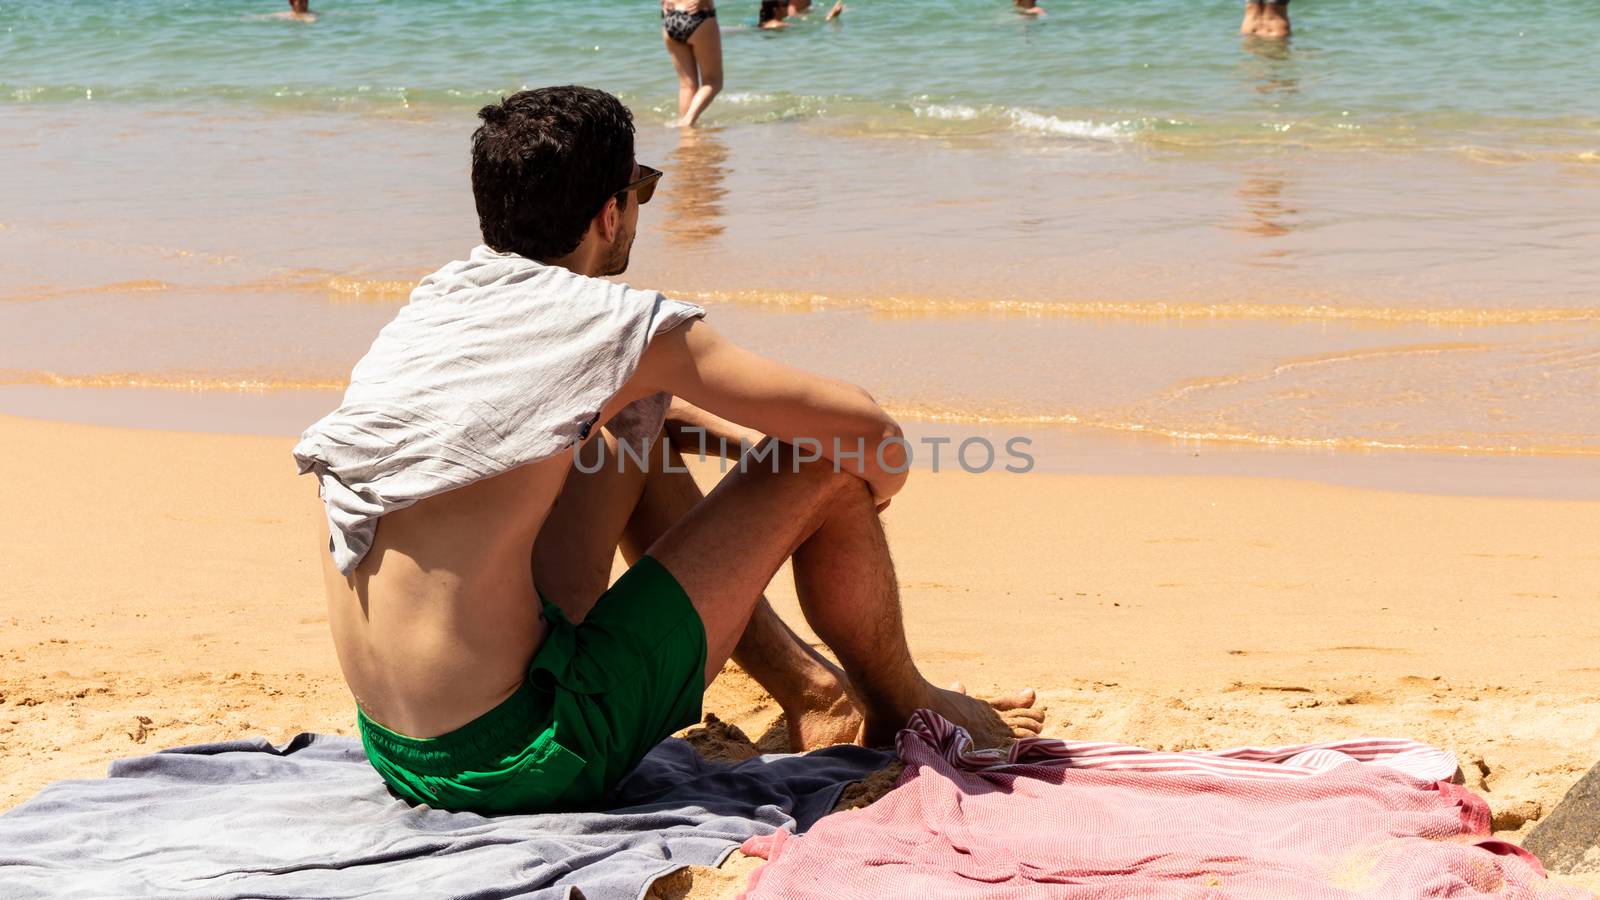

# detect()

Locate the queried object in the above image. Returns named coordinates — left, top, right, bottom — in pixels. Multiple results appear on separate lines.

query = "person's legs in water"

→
left=648, top=438, right=1044, bottom=749
left=663, top=30, right=700, bottom=125
left=532, top=432, right=863, bottom=750
left=1258, top=0, right=1291, bottom=38
left=1240, top=1, right=1263, bottom=35
left=1243, top=0, right=1290, bottom=38
left=678, top=18, right=723, bottom=127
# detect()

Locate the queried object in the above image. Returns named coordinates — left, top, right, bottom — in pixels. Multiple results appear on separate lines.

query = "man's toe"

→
left=1009, top=720, right=1045, bottom=737
left=988, top=688, right=1037, bottom=711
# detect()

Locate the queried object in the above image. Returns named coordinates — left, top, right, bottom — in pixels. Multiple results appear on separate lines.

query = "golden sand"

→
left=1, top=413, right=1596, bottom=895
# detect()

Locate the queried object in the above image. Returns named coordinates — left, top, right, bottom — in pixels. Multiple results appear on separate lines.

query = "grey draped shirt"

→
left=293, top=246, right=705, bottom=575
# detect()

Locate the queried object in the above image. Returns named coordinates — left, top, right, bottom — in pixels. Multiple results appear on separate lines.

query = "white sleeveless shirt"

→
left=293, top=246, right=705, bottom=574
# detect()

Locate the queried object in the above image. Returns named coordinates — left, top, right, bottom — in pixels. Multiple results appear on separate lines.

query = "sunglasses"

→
left=615, top=164, right=663, bottom=206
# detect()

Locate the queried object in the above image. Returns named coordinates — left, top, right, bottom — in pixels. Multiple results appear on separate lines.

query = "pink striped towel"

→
left=740, top=710, right=1590, bottom=899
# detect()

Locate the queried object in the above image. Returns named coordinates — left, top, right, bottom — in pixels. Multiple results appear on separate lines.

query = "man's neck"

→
left=538, top=242, right=601, bottom=278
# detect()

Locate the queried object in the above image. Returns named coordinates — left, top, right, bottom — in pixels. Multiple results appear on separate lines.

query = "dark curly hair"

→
left=471, top=86, right=635, bottom=261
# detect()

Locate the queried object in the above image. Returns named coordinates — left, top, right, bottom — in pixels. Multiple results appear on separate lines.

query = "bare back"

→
left=321, top=453, right=570, bottom=738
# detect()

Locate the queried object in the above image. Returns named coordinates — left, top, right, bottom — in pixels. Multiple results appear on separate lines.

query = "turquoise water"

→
left=3, top=0, right=1598, bottom=154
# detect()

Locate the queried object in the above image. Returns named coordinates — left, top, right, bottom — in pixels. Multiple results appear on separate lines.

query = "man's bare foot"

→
left=770, top=657, right=864, bottom=751
left=861, top=683, right=1044, bottom=749
left=943, top=682, right=1045, bottom=746
left=786, top=686, right=864, bottom=750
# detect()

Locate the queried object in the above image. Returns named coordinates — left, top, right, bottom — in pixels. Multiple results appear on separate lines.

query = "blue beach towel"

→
left=0, top=733, right=890, bottom=900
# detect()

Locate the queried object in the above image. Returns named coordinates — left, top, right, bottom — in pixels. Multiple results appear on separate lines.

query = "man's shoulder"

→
left=414, top=246, right=655, bottom=305
left=416, top=245, right=546, bottom=294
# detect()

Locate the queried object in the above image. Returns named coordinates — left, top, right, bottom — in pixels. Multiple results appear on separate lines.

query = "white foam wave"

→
left=915, top=103, right=980, bottom=121
left=1007, top=108, right=1133, bottom=140
left=909, top=101, right=1137, bottom=139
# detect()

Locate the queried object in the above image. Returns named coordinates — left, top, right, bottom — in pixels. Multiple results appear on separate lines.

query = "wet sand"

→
left=4, top=105, right=1598, bottom=472
left=2, top=412, right=1596, bottom=895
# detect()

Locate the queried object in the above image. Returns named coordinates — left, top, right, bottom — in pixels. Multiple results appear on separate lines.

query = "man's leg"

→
left=620, top=443, right=862, bottom=749
left=647, top=439, right=1043, bottom=748
left=530, top=431, right=650, bottom=623
left=533, top=431, right=863, bottom=749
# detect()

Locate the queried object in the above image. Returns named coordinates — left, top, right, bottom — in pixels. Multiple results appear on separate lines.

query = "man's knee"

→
left=752, top=440, right=872, bottom=511
left=823, top=468, right=874, bottom=514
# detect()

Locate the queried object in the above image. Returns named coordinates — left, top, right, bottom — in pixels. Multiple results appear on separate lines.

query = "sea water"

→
left=2, top=0, right=1597, bottom=488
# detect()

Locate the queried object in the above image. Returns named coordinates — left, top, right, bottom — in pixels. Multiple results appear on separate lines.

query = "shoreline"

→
left=5, top=104, right=1596, bottom=471
left=1, top=390, right=1595, bottom=502
left=3, top=411, right=1597, bottom=896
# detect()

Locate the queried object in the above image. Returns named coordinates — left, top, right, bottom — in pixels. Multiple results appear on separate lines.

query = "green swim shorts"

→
left=356, top=555, right=707, bottom=814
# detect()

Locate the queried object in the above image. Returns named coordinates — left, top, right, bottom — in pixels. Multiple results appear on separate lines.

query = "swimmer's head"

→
left=759, top=1, right=787, bottom=24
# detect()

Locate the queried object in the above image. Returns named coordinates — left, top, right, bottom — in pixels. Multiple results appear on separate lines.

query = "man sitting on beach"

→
left=293, top=85, right=1043, bottom=814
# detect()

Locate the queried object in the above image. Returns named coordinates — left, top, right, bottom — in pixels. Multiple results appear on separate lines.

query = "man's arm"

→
left=637, top=320, right=909, bottom=502
left=664, top=397, right=764, bottom=461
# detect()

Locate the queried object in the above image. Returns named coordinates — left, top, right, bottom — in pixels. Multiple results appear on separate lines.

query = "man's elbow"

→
left=874, top=417, right=908, bottom=471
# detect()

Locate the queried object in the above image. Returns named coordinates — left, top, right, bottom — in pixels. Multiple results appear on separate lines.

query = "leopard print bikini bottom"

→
left=662, top=8, right=716, bottom=43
